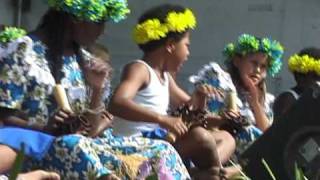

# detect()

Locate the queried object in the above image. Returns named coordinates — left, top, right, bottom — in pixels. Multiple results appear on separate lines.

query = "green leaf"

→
left=294, top=162, right=308, bottom=180
left=261, top=158, right=276, bottom=180
left=9, top=143, right=25, bottom=180
left=145, top=174, right=158, bottom=180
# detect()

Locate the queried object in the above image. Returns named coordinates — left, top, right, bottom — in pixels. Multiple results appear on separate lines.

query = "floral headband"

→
left=133, top=8, right=196, bottom=45
left=47, top=0, right=130, bottom=23
left=223, top=34, right=284, bottom=77
left=288, top=54, right=320, bottom=75
left=0, top=26, right=26, bottom=43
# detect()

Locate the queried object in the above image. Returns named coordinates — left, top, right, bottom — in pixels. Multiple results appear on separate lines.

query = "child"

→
left=273, top=47, right=320, bottom=120
left=109, top=4, right=235, bottom=179
left=192, top=34, right=284, bottom=157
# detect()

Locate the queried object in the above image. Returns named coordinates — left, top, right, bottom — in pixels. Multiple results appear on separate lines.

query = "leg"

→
left=212, top=130, right=235, bottom=164
left=0, top=145, right=17, bottom=173
left=174, top=126, right=220, bottom=169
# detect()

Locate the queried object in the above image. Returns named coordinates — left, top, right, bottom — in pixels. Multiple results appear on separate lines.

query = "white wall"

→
left=1, top=0, right=320, bottom=95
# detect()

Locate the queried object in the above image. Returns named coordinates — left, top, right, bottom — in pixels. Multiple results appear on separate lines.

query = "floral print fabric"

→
left=0, top=36, right=190, bottom=179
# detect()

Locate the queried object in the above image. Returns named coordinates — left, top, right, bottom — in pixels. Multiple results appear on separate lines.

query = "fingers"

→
left=196, top=84, right=224, bottom=99
left=226, top=110, right=240, bottom=118
left=53, top=109, right=73, bottom=124
left=242, top=75, right=256, bottom=91
left=103, top=111, right=114, bottom=120
left=221, top=110, right=240, bottom=120
left=172, top=118, right=188, bottom=137
left=18, top=170, right=60, bottom=180
left=85, top=60, right=109, bottom=74
left=44, top=171, right=61, bottom=180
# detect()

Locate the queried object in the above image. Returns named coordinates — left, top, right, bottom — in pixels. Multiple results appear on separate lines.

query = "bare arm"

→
left=273, top=92, right=296, bottom=121
left=242, top=76, right=270, bottom=131
left=108, top=63, right=188, bottom=136
left=250, top=101, right=270, bottom=131
left=109, top=62, right=164, bottom=124
left=168, top=74, right=190, bottom=108
left=0, top=108, right=45, bottom=131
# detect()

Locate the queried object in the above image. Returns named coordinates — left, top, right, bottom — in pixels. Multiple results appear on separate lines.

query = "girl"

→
left=191, top=34, right=284, bottom=156
left=109, top=4, right=235, bottom=179
left=273, top=47, right=320, bottom=120
left=0, top=1, right=189, bottom=179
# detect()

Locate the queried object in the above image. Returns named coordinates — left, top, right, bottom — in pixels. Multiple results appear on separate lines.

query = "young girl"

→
left=273, top=47, right=320, bottom=120
left=191, top=34, right=284, bottom=157
left=0, top=1, right=189, bottom=180
left=109, top=4, right=235, bottom=179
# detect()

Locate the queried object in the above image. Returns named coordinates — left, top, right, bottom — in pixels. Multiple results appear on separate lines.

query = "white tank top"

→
left=113, top=60, right=170, bottom=136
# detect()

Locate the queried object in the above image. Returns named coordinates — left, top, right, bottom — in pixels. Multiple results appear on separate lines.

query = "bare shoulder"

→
left=121, top=60, right=149, bottom=80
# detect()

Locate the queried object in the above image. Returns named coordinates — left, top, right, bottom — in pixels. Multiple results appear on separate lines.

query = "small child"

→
left=191, top=34, right=284, bottom=157
left=109, top=3, right=236, bottom=179
left=273, top=47, right=320, bottom=120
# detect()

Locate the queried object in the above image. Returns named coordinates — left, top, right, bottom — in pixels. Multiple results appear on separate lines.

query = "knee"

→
left=189, top=127, right=217, bottom=149
left=218, top=130, right=236, bottom=148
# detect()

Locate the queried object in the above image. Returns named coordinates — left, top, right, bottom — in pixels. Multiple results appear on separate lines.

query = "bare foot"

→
left=220, top=164, right=242, bottom=179
left=17, top=170, right=60, bottom=180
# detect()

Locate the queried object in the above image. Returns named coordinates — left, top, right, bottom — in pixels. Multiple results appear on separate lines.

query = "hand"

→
left=188, top=84, right=223, bottom=110
left=85, top=111, right=114, bottom=137
left=45, top=109, right=75, bottom=134
left=242, top=75, right=260, bottom=106
left=220, top=109, right=248, bottom=132
left=220, top=109, right=241, bottom=121
left=83, top=58, right=111, bottom=90
left=160, top=115, right=188, bottom=138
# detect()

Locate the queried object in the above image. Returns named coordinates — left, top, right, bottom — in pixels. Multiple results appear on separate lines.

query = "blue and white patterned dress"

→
left=0, top=36, right=190, bottom=180
left=235, top=89, right=274, bottom=155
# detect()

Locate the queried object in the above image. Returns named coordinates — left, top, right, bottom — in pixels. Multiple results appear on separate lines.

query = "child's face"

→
left=167, top=32, right=190, bottom=72
left=234, top=52, right=268, bottom=86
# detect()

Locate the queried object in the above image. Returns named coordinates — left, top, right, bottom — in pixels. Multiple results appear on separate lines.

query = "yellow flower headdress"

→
left=288, top=54, right=320, bottom=75
left=133, top=9, right=196, bottom=45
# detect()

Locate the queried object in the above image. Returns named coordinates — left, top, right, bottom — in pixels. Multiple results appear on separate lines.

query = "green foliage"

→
left=9, top=143, right=25, bottom=180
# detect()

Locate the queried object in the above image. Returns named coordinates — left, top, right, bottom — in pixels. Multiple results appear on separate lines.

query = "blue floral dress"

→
left=0, top=36, right=190, bottom=180
left=235, top=89, right=274, bottom=155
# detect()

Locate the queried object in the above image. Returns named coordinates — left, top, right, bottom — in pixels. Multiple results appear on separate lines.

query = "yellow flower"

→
left=133, top=19, right=168, bottom=44
left=288, top=54, right=320, bottom=75
left=133, top=8, right=197, bottom=44
left=166, top=9, right=196, bottom=32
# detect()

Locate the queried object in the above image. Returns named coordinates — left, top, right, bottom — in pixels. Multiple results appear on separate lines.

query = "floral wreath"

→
left=47, top=0, right=130, bottom=23
left=0, top=26, right=26, bottom=43
left=288, top=54, right=320, bottom=75
left=223, top=34, right=284, bottom=77
left=133, top=8, right=196, bottom=45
